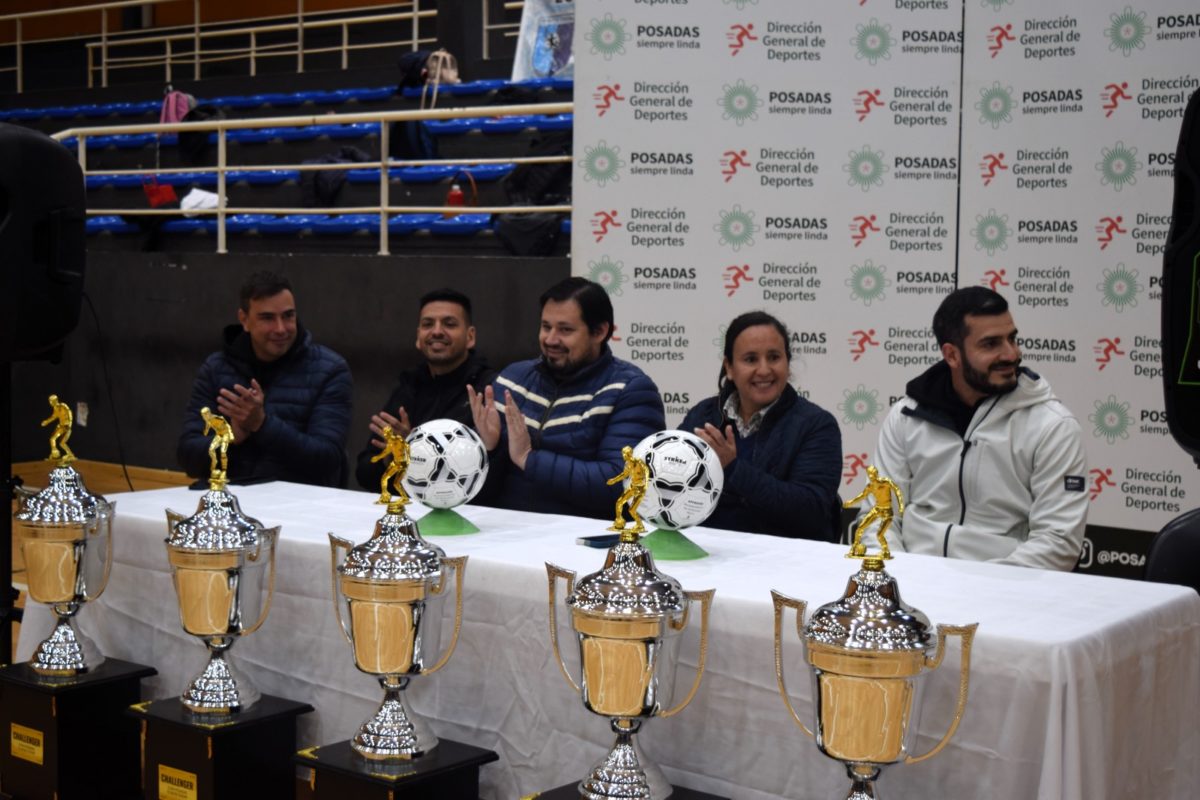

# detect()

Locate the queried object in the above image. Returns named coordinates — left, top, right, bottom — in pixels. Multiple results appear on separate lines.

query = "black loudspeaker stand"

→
left=128, top=696, right=313, bottom=800
left=295, top=739, right=499, bottom=800
left=0, top=658, right=156, bottom=800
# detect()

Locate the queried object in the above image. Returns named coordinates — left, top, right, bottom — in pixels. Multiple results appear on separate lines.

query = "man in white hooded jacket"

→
left=867, top=287, right=1088, bottom=570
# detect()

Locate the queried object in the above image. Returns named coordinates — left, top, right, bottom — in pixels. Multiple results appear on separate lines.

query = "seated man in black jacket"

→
left=355, top=288, right=496, bottom=492
left=177, top=271, right=353, bottom=487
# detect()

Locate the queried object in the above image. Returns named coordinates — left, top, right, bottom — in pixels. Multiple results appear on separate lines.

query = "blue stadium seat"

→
left=159, top=133, right=179, bottom=147
left=226, top=128, right=275, bottom=144
left=394, top=165, right=456, bottom=183
left=224, top=214, right=277, bottom=233
left=325, top=122, right=379, bottom=139
left=226, top=169, right=298, bottom=185
left=86, top=215, right=139, bottom=234
left=313, top=214, right=381, bottom=234
left=342, top=86, right=394, bottom=102
left=110, top=174, right=146, bottom=189
left=59, top=136, right=78, bottom=150
left=515, top=77, right=554, bottom=90
left=85, top=135, right=118, bottom=149
left=45, top=106, right=77, bottom=120
left=425, top=118, right=479, bottom=135
left=429, top=213, right=492, bottom=235
left=225, top=95, right=268, bottom=110
left=6, top=108, right=40, bottom=121
left=388, top=213, right=440, bottom=234
left=85, top=175, right=113, bottom=190
left=259, top=214, right=329, bottom=234
left=561, top=218, right=572, bottom=234
left=94, top=101, right=129, bottom=116
left=535, top=113, right=573, bottom=131
left=447, top=78, right=508, bottom=95
left=77, top=104, right=110, bottom=118
left=481, top=116, right=532, bottom=133
left=161, top=218, right=215, bottom=234
left=259, top=92, right=305, bottom=107
left=110, top=133, right=156, bottom=149
left=550, top=77, right=574, bottom=91
left=346, top=168, right=382, bottom=184
left=159, top=172, right=218, bottom=187
left=457, top=163, right=514, bottom=182
left=276, top=126, right=320, bottom=142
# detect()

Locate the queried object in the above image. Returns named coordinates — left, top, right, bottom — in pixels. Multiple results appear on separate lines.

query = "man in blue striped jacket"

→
left=469, top=277, right=665, bottom=519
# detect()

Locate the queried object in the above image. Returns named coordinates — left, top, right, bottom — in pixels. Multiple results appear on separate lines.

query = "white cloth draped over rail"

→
left=17, top=482, right=1200, bottom=800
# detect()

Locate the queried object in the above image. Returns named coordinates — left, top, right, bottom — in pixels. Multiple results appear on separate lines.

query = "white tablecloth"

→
left=17, top=483, right=1200, bottom=800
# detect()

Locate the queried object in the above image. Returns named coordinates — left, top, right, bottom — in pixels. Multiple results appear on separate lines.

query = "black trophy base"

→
left=295, top=738, right=499, bottom=800
left=0, top=658, right=156, bottom=800
left=539, top=784, right=729, bottom=800
left=127, top=694, right=313, bottom=800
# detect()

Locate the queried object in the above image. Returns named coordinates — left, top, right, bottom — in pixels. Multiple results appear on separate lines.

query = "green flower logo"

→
left=839, top=385, right=882, bottom=430
left=852, top=19, right=893, bottom=65
left=714, top=205, right=758, bottom=251
left=1105, top=7, right=1150, bottom=57
left=1097, top=264, right=1142, bottom=312
left=982, top=0, right=1013, bottom=10
left=846, top=259, right=890, bottom=306
left=586, top=14, right=632, bottom=60
left=718, top=80, right=761, bottom=126
left=972, top=210, right=1011, bottom=256
left=588, top=256, right=626, bottom=296
left=976, top=82, right=1016, bottom=128
left=1090, top=395, right=1132, bottom=443
left=1096, top=141, right=1141, bottom=191
left=579, top=141, right=624, bottom=187
left=844, top=146, right=888, bottom=192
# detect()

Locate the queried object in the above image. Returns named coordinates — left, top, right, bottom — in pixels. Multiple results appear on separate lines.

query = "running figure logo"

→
left=723, top=264, right=754, bottom=297
left=842, top=453, right=870, bottom=485
left=1088, top=467, right=1116, bottom=501
left=1101, top=82, right=1131, bottom=118
left=855, top=89, right=884, bottom=122
left=727, top=23, right=757, bottom=55
left=1096, top=215, right=1126, bottom=250
left=1093, top=337, right=1125, bottom=370
left=591, top=210, right=622, bottom=243
left=720, top=149, right=751, bottom=182
left=592, top=83, right=625, bottom=117
left=982, top=269, right=1009, bottom=290
left=848, top=329, right=879, bottom=362
left=988, top=23, right=1014, bottom=58
left=850, top=214, right=879, bottom=247
left=980, top=152, right=1008, bottom=186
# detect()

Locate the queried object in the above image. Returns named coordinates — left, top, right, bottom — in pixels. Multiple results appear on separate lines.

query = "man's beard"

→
left=963, top=357, right=1021, bottom=398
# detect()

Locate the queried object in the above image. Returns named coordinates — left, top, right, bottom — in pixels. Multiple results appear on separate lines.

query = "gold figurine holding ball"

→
left=607, top=445, right=649, bottom=536
left=372, top=425, right=411, bottom=508
left=844, top=465, right=905, bottom=560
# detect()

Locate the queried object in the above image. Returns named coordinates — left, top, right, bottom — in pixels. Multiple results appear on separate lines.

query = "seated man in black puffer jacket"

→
left=177, top=271, right=353, bottom=487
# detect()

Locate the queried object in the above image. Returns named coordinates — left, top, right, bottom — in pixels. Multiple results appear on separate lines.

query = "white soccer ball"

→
left=629, top=430, right=723, bottom=530
left=402, top=419, right=489, bottom=509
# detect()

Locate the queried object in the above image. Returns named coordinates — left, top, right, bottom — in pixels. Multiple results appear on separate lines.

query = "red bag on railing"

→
left=142, top=176, right=178, bottom=208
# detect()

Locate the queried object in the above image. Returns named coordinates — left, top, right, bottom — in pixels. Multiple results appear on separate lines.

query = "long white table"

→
left=17, top=483, right=1200, bottom=799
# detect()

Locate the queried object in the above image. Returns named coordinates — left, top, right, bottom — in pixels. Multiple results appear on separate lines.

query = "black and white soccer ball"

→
left=629, top=430, right=724, bottom=530
left=402, top=419, right=489, bottom=509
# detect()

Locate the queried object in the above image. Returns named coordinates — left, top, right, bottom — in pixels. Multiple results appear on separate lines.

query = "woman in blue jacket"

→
left=681, top=311, right=843, bottom=540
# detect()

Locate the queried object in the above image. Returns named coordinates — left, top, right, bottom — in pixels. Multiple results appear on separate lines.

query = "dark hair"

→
left=932, top=287, right=1009, bottom=348
left=717, top=311, right=791, bottom=402
left=239, top=271, right=292, bottom=311
left=419, top=288, right=473, bottom=324
left=539, top=277, right=614, bottom=342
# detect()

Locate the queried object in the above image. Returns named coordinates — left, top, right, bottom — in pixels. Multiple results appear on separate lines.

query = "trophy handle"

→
left=328, top=534, right=355, bottom=645
left=771, top=590, right=814, bottom=738
left=905, top=622, right=979, bottom=765
left=422, top=555, right=468, bottom=675
left=82, top=500, right=116, bottom=601
left=658, top=587, right=715, bottom=718
left=545, top=562, right=581, bottom=695
left=241, top=527, right=279, bottom=635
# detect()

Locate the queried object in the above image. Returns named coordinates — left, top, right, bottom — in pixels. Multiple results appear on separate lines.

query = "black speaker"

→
left=0, top=123, right=87, bottom=362
left=1162, top=89, right=1200, bottom=465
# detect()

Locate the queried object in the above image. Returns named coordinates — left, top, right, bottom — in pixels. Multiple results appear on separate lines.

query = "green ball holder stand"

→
left=416, top=507, right=481, bottom=536
left=639, top=528, right=708, bottom=560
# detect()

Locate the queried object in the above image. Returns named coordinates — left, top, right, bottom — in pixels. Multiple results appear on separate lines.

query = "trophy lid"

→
left=15, top=464, right=108, bottom=524
left=338, top=510, right=446, bottom=581
left=167, top=488, right=266, bottom=551
left=568, top=540, right=685, bottom=618
left=805, top=566, right=934, bottom=652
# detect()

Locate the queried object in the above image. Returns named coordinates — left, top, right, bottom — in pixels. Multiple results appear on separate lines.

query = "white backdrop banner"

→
left=571, top=0, right=1198, bottom=571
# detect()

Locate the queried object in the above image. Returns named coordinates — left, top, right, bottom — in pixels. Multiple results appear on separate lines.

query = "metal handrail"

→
left=59, top=101, right=574, bottom=256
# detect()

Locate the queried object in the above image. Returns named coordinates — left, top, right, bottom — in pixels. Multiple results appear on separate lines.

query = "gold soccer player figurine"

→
left=42, top=394, right=76, bottom=464
left=844, top=465, right=905, bottom=560
left=200, top=407, right=234, bottom=485
left=607, top=445, right=649, bottom=536
left=372, top=425, right=411, bottom=508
